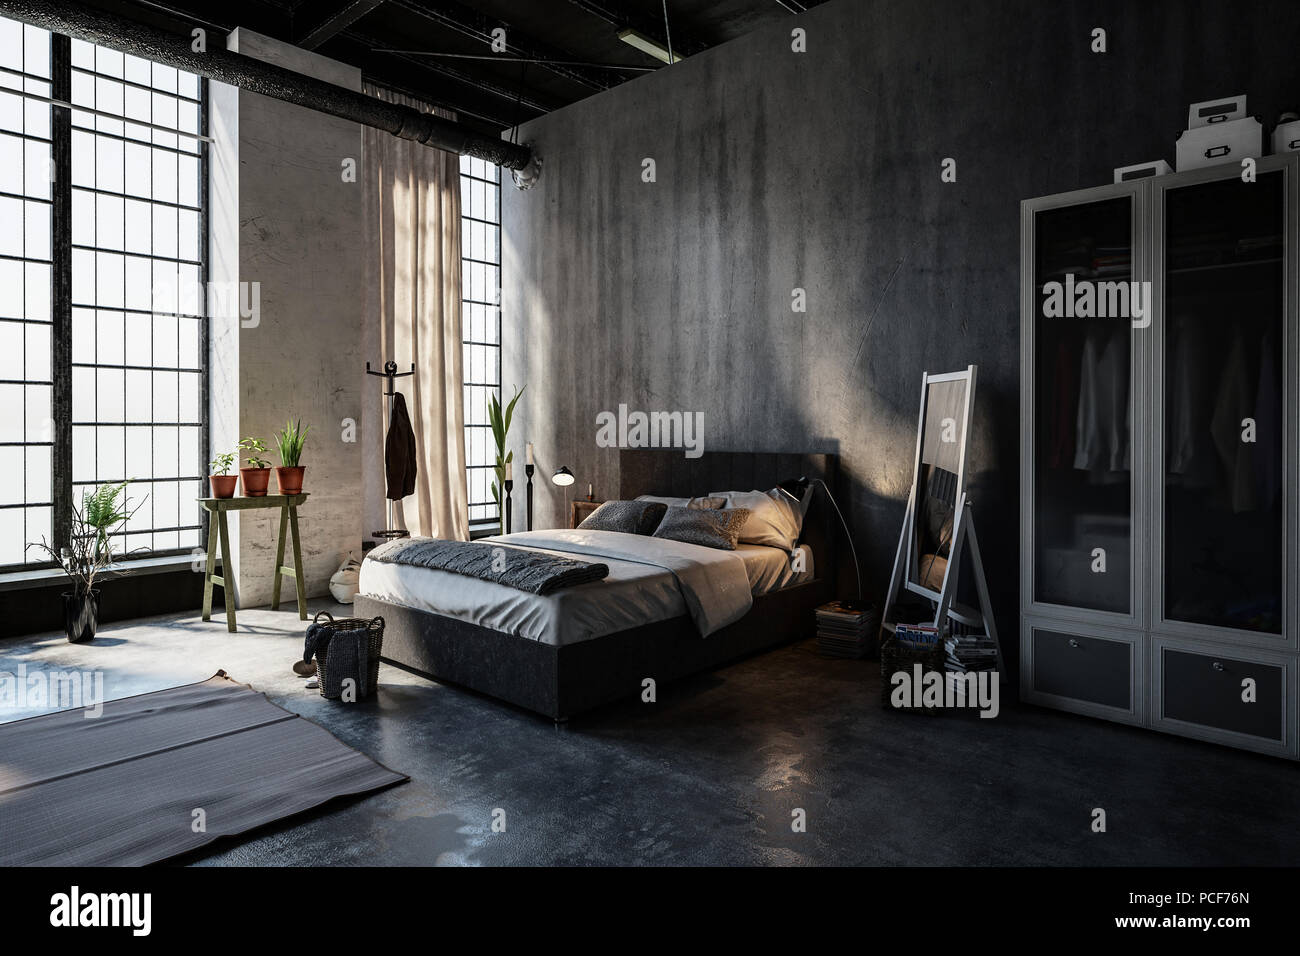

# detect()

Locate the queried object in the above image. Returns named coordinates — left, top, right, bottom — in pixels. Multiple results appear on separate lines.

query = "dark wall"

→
left=501, top=0, right=1300, bottom=675
left=0, top=570, right=205, bottom=640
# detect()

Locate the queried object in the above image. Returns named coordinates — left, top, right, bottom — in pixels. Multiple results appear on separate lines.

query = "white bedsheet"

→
left=358, top=530, right=813, bottom=647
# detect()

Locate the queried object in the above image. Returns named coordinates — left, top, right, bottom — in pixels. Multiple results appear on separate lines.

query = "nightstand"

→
left=570, top=500, right=603, bottom=528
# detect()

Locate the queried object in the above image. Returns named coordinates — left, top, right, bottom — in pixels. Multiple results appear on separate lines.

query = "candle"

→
left=505, top=461, right=513, bottom=481
left=526, top=442, right=534, bottom=465
left=588, top=483, right=593, bottom=500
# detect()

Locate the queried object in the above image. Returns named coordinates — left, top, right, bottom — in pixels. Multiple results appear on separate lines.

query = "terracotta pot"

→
left=210, top=474, right=238, bottom=498
left=275, top=465, right=306, bottom=496
left=240, top=467, right=271, bottom=497
left=63, top=589, right=99, bottom=644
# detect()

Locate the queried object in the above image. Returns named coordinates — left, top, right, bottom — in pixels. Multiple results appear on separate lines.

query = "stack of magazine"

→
left=945, top=633, right=999, bottom=673
left=815, top=602, right=876, bottom=658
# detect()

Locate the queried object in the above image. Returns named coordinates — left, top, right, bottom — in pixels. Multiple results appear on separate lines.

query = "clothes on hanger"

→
left=1253, top=331, right=1282, bottom=512
left=1166, top=315, right=1219, bottom=490
left=1047, top=337, right=1080, bottom=469
left=1210, top=327, right=1257, bottom=514
left=385, top=391, right=418, bottom=501
left=1073, top=326, right=1130, bottom=480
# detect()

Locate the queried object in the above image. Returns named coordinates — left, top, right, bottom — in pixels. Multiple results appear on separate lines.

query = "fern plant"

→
left=26, top=481, right=144, bottom=597
left=488, top=385, right=524, bottom=535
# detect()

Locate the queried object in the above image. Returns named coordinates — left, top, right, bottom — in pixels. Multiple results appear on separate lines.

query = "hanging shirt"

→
left=1210, top=329, right=1256, bottom=513
left=1254, top=332, right=1282, bottom=512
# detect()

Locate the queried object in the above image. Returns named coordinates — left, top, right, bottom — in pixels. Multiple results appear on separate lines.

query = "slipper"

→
left=293, top=659, right=317, bottom=677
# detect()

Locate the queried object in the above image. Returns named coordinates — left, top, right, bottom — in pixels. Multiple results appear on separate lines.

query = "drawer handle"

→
left=1212, top=661, right=1225, bottom=672
left=1068, top=639, right=1081, bottom=648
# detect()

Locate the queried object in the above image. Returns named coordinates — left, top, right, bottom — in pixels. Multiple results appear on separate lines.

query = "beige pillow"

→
left=708, top=489, right=803, bottom=550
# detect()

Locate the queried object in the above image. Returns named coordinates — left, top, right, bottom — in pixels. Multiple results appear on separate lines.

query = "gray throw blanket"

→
left=320, top=627, right=369, bottom=699
left=303, top=621, right=371, bottom=700
left=369, top=537, right=608, bottom=594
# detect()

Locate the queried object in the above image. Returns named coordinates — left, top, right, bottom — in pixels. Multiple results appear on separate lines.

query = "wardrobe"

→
left=1020, top=153, right=1298, bottom=758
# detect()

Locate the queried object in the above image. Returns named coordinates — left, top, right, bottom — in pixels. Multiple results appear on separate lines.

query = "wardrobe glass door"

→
left=1163, top=171, right=1285, bottom=635
left=1033, top=197, right=1134, bottom=613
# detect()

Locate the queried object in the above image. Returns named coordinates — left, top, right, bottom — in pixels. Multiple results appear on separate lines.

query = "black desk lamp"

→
left=552, top=466, right=575, bottom=526
left=778, top=476, right=865, bottom=611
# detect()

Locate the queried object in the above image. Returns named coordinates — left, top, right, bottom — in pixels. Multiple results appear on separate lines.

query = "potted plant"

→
left=238, top=437, right=272, bottom=497
left=274, top=418, right=311, bottom=495
left=27, top=481, right=142, bottom=643
left=489, top=385, right=524, bottom=536
left=210, top=451, right=238, bottom=498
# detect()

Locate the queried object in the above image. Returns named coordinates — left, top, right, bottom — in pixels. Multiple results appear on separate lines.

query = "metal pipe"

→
left=0, top=0, right=533, bottom=169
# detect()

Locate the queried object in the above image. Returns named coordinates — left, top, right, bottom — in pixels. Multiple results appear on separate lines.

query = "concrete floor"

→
left=2, top=600, right=1297, bottom=866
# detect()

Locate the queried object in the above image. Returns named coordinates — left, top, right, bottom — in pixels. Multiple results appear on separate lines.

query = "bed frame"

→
left=356, top=450, right=838, bottom=720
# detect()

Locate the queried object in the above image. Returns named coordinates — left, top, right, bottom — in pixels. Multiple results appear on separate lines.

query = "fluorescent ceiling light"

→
left=617, top=28, right=682, bottom=64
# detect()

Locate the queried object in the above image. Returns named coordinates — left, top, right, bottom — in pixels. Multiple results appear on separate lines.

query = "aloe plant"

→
left=489, top=385, right=524, bottom=535
left=26, top=481, right=144, bottom=597
left=275, top=418, right=311, bottom=467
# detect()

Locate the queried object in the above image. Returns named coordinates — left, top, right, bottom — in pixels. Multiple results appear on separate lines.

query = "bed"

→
left=354, top=449, right=837, bottom=720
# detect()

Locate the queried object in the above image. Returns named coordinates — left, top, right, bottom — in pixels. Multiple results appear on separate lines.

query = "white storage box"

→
left=1274, top=119, right=1300, bottom=154
left=1187, top=95, right=1247, bottom=129
left=1114, top=160, right=1172, bottom=183
left=1175, top=116, right=1263, bottom=171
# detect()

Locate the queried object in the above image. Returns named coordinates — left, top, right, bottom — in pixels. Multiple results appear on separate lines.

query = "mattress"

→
left=358, top=537, right=813, bottom=648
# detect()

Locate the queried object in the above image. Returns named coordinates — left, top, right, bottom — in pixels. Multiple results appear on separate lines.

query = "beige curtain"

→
left=363, top=85, right=469, bottom=540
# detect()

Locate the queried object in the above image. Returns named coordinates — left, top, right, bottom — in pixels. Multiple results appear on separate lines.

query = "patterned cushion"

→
left=636, top=495, right=728, bottom=510
left=651, top=506, right=751, bottom=550
left=578, top=499, right=668, bottom=535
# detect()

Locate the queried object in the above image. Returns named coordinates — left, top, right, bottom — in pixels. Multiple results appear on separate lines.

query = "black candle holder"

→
left=524, top=464, right=535, bottom=531
left=504, top=478, right=514, bottom=534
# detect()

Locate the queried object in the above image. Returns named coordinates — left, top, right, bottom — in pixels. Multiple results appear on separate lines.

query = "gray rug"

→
left=0, top=671, right=407, bottom=866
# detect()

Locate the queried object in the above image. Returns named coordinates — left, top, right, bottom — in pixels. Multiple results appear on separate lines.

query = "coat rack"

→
left=366, top=359, right=415, bottom=540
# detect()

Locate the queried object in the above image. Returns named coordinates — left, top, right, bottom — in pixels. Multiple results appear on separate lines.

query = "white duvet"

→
left=359, top=528, right=786, bottom=647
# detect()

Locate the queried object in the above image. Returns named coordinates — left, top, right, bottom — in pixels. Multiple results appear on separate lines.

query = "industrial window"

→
left=0, top=16, right=207, bottom=570
left=460, top=155, right=500, bottom=527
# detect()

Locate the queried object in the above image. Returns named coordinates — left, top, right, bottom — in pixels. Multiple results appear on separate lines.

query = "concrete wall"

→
left=501, top=0, right=1300, bottom=664
left=211, top=30, right=365, bottom=605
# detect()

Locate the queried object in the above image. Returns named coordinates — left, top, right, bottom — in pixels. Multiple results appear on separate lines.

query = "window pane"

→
left=45, top=23, right=209, bottom=566
left=460, top=161, right=501, bottom=523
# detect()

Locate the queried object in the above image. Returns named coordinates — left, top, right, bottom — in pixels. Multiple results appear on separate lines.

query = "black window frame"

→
left=0, top=25, right=209, bottom=573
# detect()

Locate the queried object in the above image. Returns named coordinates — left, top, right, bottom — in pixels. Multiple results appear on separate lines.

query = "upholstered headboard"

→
left=618, top=449, right=838, bottom=586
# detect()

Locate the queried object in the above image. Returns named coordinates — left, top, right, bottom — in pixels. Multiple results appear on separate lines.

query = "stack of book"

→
left=815, top=602, right=877, bottom=658
left=944, top=633, right=999, bottom=673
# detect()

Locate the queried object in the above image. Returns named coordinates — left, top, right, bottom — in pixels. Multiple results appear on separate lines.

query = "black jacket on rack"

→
left=385, top=392, right=418, bottom=500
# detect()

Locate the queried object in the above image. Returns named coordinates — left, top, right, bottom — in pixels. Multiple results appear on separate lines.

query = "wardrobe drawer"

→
left=1032, top=628, right=1132, bottom=711
left=1158, top=648, right=1285, bottom=742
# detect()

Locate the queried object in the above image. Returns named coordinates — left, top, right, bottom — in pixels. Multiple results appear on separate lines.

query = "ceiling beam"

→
left=323, top=30, right=545, bottom=131
left=565, top=0, right=709, bottom=59
left=343, top=24, right=561, bottom=117
left=388, top=0, right=613, bottom=92
left=1, top=0, right=533, bottom=166
left=296, top=0, right=388, bottom=50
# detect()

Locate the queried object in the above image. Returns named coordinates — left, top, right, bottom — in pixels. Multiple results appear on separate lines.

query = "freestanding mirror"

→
left=883, top=365, right=1003, bottom=680
left=907, top=374, right=970, bottom=594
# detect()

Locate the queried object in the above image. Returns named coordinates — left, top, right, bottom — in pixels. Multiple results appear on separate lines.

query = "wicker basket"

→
left=312, top=611, right=384, bottom=700
left=880, top=631, right=946, bottom=713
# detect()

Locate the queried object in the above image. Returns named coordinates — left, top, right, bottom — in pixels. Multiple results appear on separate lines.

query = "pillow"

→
left=636, top=494, right=728, bottom=510
left=578, top=499, right=667, bottom=535
left=652, top=506, right=751, bottom=551
left=707, top=489, right=804, bottom=550
left=636, top=495, right=689, bottom=508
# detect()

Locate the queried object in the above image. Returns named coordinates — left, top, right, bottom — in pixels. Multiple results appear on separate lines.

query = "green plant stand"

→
left=198, top=493, right=309, bottom=633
